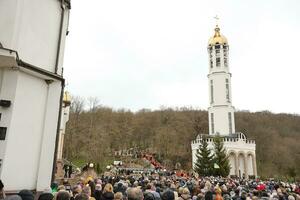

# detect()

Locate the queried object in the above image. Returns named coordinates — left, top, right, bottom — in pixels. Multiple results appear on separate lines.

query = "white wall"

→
left=0, top=0, right=69, bottom=191
left=0, top=69, right=62, bottom=191
left=0, top=0, right=70, bottom=74
left=191, top=136, right=256, bottom=176
left=1, top=70, right=48, bottom=190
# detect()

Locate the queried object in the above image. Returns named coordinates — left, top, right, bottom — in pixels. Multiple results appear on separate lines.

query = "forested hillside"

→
left=63, top=97, right=300, bottom=178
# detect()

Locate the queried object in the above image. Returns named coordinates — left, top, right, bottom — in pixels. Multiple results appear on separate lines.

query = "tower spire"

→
left=213, top=15, right=221, bottom=37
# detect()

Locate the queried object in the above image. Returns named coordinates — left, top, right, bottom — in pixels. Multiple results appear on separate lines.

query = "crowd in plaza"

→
left=1, top=171, right=300, bottom=200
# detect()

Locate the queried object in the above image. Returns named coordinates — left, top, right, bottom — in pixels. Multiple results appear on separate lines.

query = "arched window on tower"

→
left=226, top=78, right=230, bottom=102
left=211, top=113, right=215, bottom=134
left=228, top=112, right=232, bottom=134
left=223, top=45, right=228, bottom=67
left=216, top=57, right=221, bottom=67
left=209, top=49, right=213, bottom=68
left=215, top=45, right=221, bottom=67
left=210, top=80, right=214, bottom=103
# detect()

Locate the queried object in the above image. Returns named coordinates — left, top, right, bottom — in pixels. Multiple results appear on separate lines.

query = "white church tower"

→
left=207, top=25, right=235, bottom=136
left=191, top=23, right=257, bottom=178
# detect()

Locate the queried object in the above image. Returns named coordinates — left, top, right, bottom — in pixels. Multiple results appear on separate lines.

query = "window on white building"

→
left=210, top=80, right=214, bottom=103
left=0, top=127, right=7, bottom=140
left=228, top=112, right=232, bottom=134
left=216, top=57, right=221, bottom=67
left=209, top=51, right=213, bottom=68
left=226, top=79, right=230, bottom=102
left=211, top=113, right=214, bottom=134
left=215, top=49, right=220, bottom=58
left=224, top=51, right=228, bottom=67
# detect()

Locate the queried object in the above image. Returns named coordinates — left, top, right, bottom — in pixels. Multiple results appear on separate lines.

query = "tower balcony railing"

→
left=191, top=134, right=256, bottom=145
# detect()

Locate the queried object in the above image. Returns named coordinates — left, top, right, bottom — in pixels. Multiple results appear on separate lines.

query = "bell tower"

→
left=207, top=24, right=235, bottom=135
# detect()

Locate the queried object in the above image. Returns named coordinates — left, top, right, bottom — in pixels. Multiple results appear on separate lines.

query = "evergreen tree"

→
left=213, top=136, right=230, bottom=177
left=194, top=136, right=214, bottom=176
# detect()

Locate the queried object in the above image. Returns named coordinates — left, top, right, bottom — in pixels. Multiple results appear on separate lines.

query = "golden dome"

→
left=208, top=25, right=228, bottom=46
left=63, top=91, right=71, bottom=106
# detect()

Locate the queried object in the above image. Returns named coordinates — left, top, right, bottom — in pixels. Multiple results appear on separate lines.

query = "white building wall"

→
left=0, top=70, right=48, bottom=190
left=36, top=81, right=61, bottom=191
left=0, top=0, right=70, bottom=74
left=191, top=135, right=256, bottom=177
left=207, top=44, right=235, bottom=136
left=208, top=106, right=235, bottom=135
left=0, top=0, right=70, bottom=192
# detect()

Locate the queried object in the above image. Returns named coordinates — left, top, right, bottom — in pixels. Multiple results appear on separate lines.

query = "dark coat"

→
left=101, top=192, right=114, bottom=200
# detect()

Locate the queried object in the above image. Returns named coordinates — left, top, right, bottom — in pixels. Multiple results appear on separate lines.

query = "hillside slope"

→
left=64, top=104, right=300, bottom=178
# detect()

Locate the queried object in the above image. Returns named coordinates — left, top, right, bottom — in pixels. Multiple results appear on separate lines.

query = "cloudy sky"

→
left=63, top=0, right=300, bottom=114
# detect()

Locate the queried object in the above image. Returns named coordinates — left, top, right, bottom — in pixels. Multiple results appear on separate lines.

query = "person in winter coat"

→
left=102, top=184, right=114, bottom=200
left=95, top=184, right=102, bottom=200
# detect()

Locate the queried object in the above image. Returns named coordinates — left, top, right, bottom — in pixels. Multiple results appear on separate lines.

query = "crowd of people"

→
left=1, top=172, right=300, bottom=200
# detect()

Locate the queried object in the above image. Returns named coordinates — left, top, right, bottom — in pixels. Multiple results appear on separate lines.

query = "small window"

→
left=210, top=80, right=214, bottom=103
left=226, top=79, right=230, bottom=102
left=228, top=112, right=232, bottom=134
left=224, top=49, right=228, bottom=67
left=0, top=127, right=7, bottom=140
left=211, top=113, right=215, bottom=134
left=216, top=57, right=221, bottom=67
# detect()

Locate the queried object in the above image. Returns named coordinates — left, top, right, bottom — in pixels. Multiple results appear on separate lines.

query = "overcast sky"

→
left=63, top=0, right=300, bottom=114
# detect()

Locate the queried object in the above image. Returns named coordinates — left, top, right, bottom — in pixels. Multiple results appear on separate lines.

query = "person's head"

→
left=18, top=190, right=34, bottom=200
left=214, top=187, right=221, bottom=195
left=204, top=191, right=213, bottom=200
left=288, top=195, right=296, bottom=200
left=104, top=184, right=114, bottom=193
left=127, top=187, right=144, bottom=200
left=144, top=192, right=154, bottom=200
left=56, top=191, right=71, bottom=200
left=114, top=192, right=123, bottom=200
left=162, top=190, right=175, bottom=200
left=182, top=188, right=190, bottom=195
left=146, top=184, right=152, bottom=190
left=82, top=186, right=92, bottom=197
left=74, top=193, right=89, bottom=200
left=95, top=184, right=102, bottom=191
left=38, top=192, right=54, bottom=200
left=58, top=185, right=66, bottom=192
left=73, top=185, right=83, bottom=196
